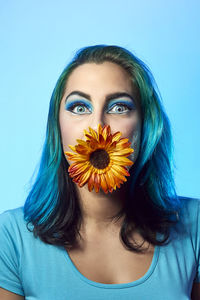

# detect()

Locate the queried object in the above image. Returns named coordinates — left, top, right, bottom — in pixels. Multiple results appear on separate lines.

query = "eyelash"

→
left=66, top=102, right=92, bottom=114
left=107, top=103, right=133, bottom=114
left=65, top=101, right=134, bottom=115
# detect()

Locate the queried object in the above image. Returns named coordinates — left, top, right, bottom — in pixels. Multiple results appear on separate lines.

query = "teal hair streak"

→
left=23, top=65, right=75, bottom=226
left=128, top=60, right=179, bottom=212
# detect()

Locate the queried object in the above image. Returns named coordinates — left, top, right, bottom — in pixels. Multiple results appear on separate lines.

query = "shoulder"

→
left=0, top=207, right=26, bottom=296
left=177, top=196, right=200, bottom=257
left=167, top=196, right=200, bottom=246
left=178, top=196, right=200, bottom=223
left=0, top=206, right=25, bottom=231
left=0, top=206, right=31, bottom=247
left=176, top=196, right=200, bottom=234
left=0, top=206, right=24, bottom=219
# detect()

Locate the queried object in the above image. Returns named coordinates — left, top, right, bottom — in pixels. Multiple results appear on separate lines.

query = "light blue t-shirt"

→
left=0, top=197, right=199, bottom=300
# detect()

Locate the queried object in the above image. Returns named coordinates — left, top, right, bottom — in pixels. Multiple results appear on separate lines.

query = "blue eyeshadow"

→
left=65, top=99, right=92, bottom=111
left=107, top=99, right=136, bottom=110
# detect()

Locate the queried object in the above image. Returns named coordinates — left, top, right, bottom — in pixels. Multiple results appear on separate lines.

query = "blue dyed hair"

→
left=23, top=45, right=182, bottom=252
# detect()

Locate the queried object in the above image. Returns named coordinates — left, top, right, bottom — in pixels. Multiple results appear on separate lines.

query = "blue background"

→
left=0, top=0, right=199, bottom=213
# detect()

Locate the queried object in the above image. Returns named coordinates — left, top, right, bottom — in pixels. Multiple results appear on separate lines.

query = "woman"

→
left=0, top=45, right=199, bottom=299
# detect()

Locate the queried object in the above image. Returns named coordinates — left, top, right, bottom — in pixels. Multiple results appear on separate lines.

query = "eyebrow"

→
left=65, top=90, right=135, bottom=104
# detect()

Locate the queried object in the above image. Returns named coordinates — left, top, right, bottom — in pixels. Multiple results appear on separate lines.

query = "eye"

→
left=66, top=102, right=92, bottom=115
left=107, top=103, right=132, bottom=114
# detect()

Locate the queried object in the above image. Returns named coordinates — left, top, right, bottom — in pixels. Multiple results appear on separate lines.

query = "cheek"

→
left=117, top=117, right=141, bottom=164
left=60, top=125, right=73, bottom=150
left=59, top=113, right=88, bottom=153
left=59, top=114, right=78, bottom=152
left=109, top=115, right=140, bottom=139
left=59, top=120, right=80, bottom=166
left=129, top=128, right=141, bottom=163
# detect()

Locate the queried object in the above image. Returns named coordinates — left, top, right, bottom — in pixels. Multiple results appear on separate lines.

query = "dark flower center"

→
left=89, top=149, right=110, bottom=169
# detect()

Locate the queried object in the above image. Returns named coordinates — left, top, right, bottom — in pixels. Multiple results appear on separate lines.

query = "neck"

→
left=75, top=183, right=128, bottom=234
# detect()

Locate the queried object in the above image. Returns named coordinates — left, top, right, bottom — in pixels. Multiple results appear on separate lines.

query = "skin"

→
left=59, top=61, right=142, bottom=235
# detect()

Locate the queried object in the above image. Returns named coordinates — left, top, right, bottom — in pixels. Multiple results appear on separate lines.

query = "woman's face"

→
left=59, top=61, right=142, bottom=165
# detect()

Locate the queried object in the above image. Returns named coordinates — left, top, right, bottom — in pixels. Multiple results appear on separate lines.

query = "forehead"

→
left=65, top=62, right=133, bottom=91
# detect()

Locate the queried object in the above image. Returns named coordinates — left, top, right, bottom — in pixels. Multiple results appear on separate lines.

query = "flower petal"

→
left=76, top=139, right=89, bottom=147
left=69, top=163, right=89, bottom=174
left=104, top=136, right=115, bottom=150
left=101, top=126, right=107, bottom=140
left=110, top=148, right=134, bottom=156
left=69, top=161, right=87, bottom=171
left=84, top=129, right=90, bottom=138
left=75, top=145, right=90, bottom=155
left=65, top=154, right=88, bottom=162
left=69, top=163, right=90, bottom=177
left=88, top=172, right=95, bottom=192
left=89, top=139, right=99, bottom=150
left=105, top=169, right=116, bottom=188
left=112, top=156, right=133, bottom=166
left=64, top=152, right=77, bottom=160
left=78, top=169, right=92, bottom=187
left=100, top=173, right=109, bottom=193
left=89, top=127, right=98, bottom=139
left=111, top=164, right=131, bottom=177
left=68, top=145, right=76, bottom=152
left=112, top=131, right=122, bottom=142
left=69, top=168, right=88, bottom=178
left=98, top=134, right=105, bottom=145
left=115, top=138, right=129, bottom=147
left=106, top=141, right=117, bottom=152
left=110, top=167, right=127, bottom=182
left=94, top=173, right=101, bottom=193
left=97, top=123, right=103, bottom=135
left=115, top=142, right=132, bottom=151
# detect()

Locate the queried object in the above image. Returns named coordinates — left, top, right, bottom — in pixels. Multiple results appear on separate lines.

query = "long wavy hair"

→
left=23, top=44, right=182, bottom=253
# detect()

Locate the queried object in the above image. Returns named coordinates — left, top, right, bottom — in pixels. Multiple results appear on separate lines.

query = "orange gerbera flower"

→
left=65, top=124, right=134, bottom=193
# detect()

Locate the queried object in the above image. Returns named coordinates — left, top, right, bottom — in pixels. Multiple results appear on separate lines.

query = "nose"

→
left=90, top=112, right=107, bottom=132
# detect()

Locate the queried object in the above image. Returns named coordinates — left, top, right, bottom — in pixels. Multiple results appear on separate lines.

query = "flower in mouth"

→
left=64, top=124, right=134, bottom=193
